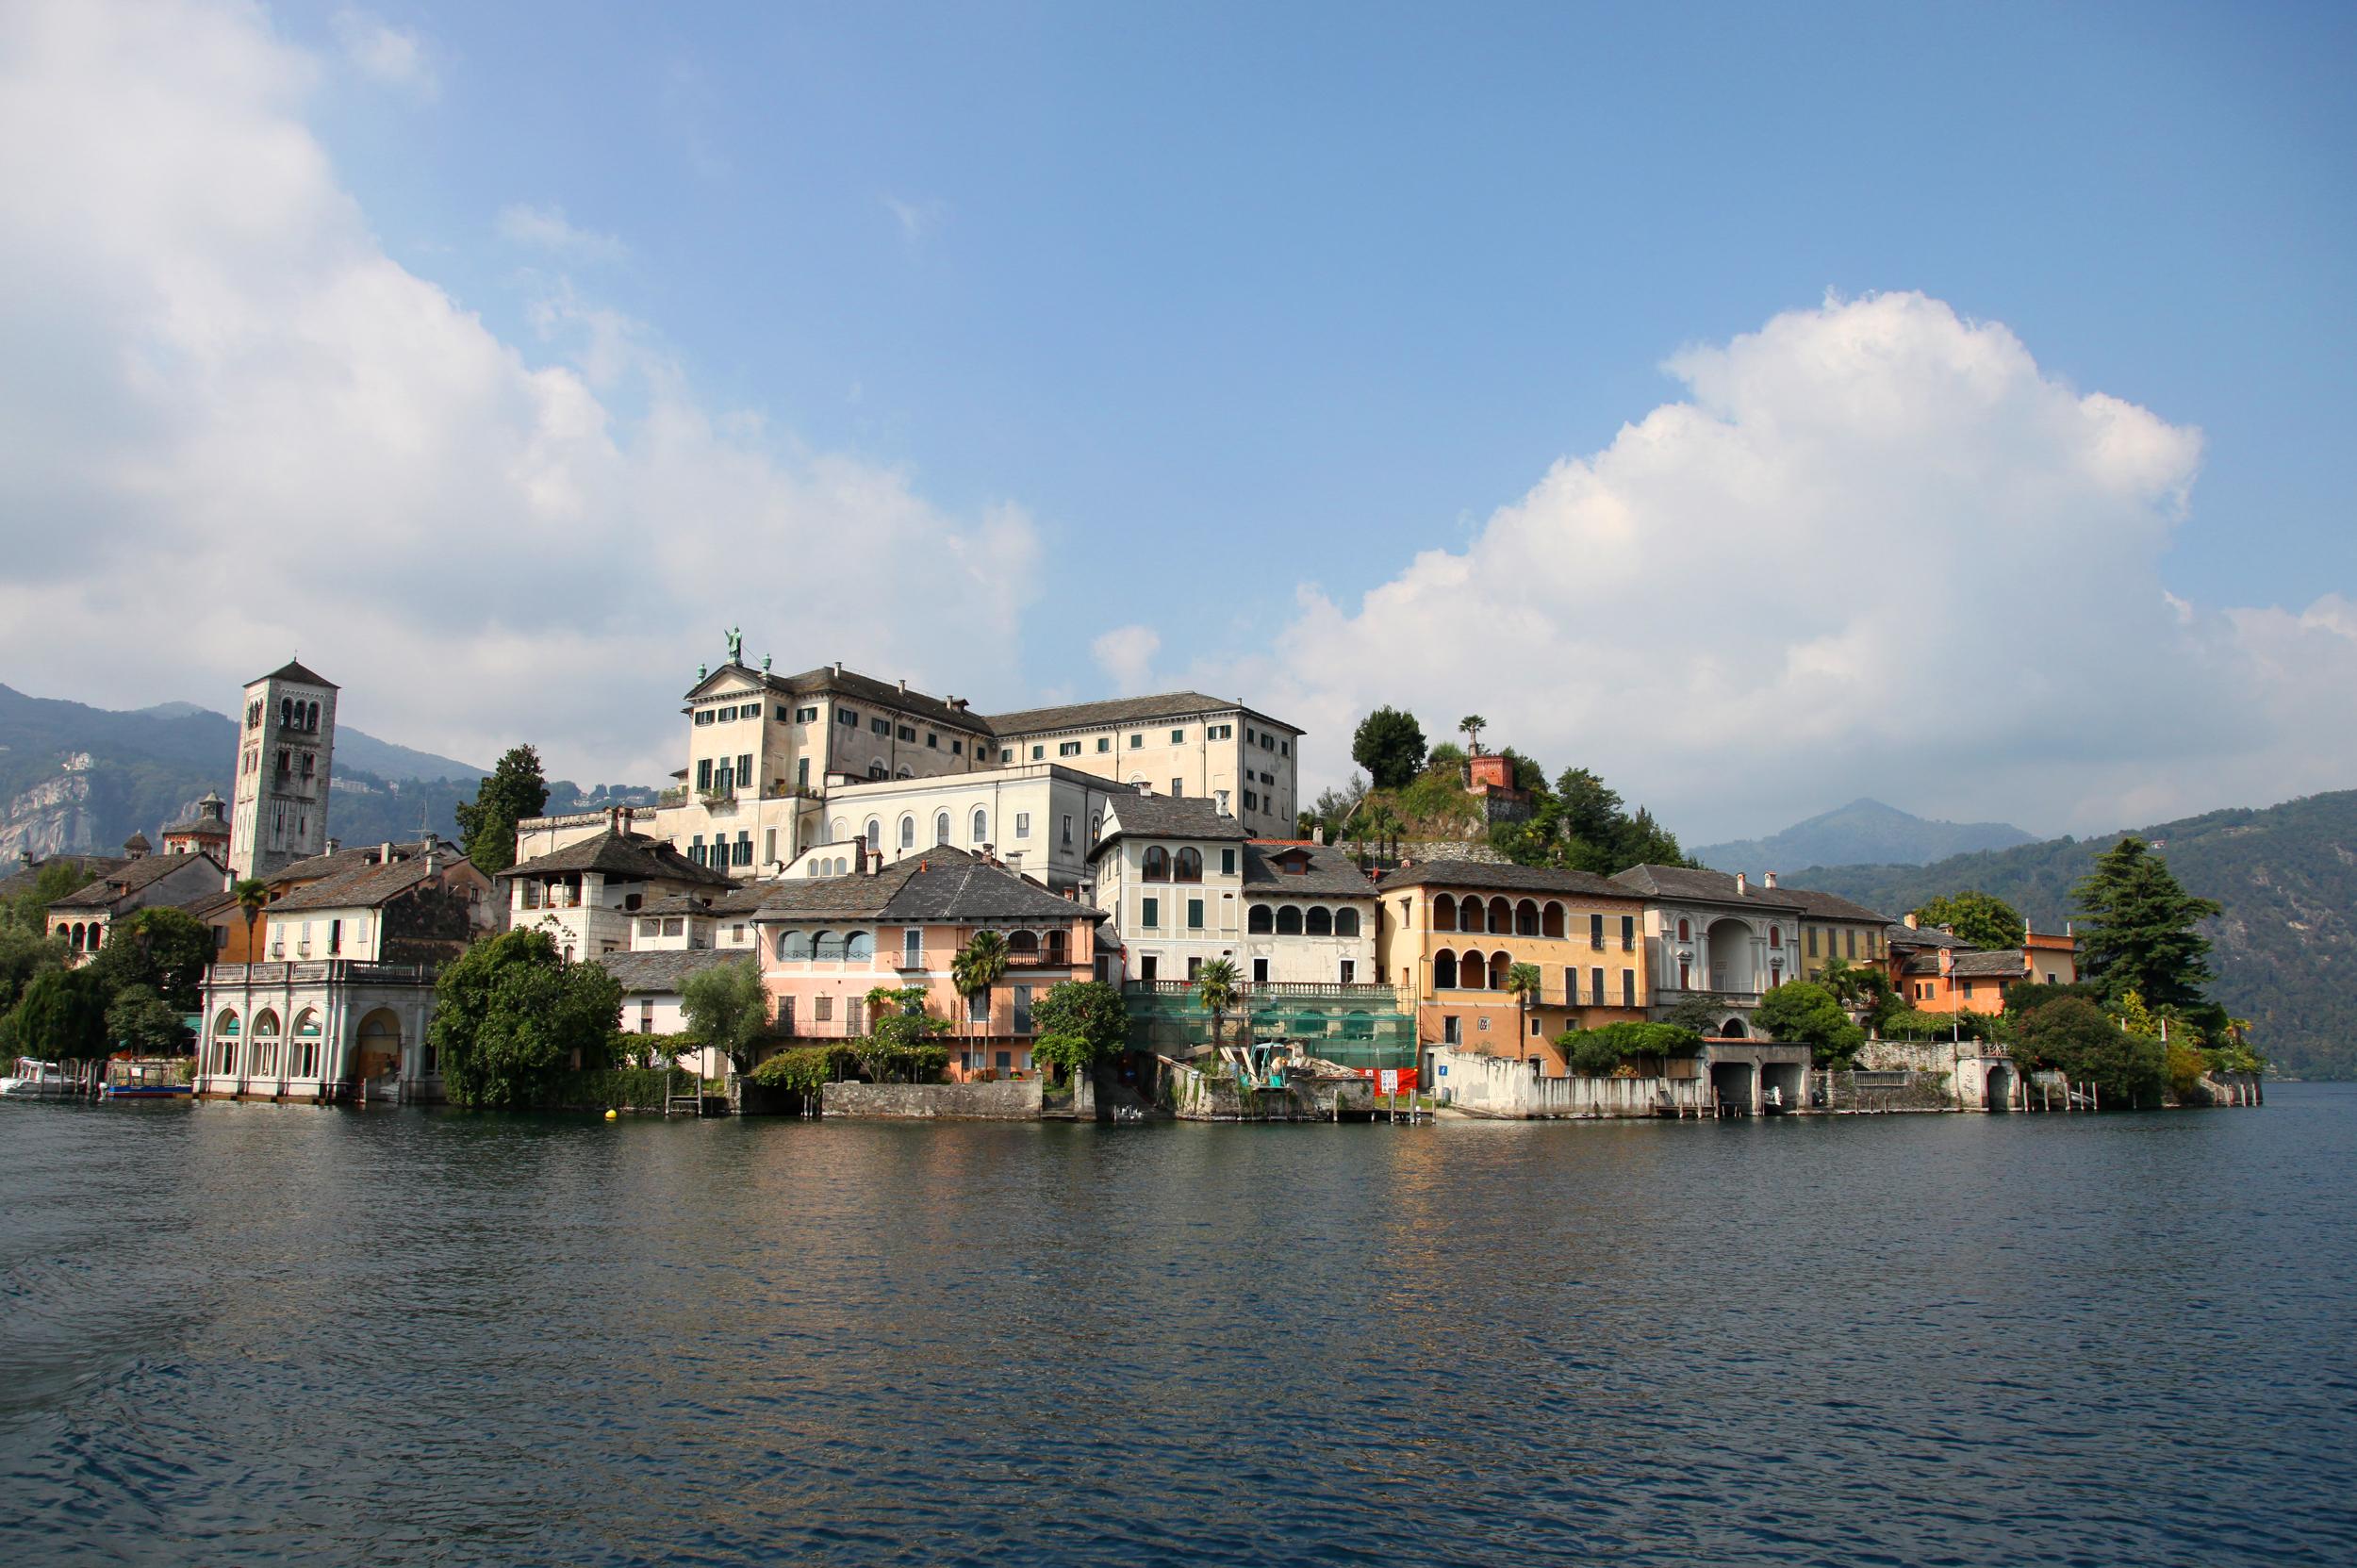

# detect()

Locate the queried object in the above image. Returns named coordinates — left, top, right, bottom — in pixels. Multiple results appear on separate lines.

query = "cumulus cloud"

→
left=497, top=202, right=627, bottom=263
left=332, top=7, right=434, bottom=96
left=1091, top=625, right=1161, bottom=692
left=1205, top=292, right=2354, bottom=840
left=0, top=0, right=1037, bottom=786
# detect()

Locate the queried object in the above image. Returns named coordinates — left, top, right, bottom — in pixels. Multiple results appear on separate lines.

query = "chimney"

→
left=381, top=841, right=395, bottom=864
left=1312, top=825, right=1326, bottom=845
left=898, top=678, right=909, bottom=695
left=1937, top=923, right=1954, bottom=937
left=1903, top=912, right=1920, bottom=930
left=607, top=806, right=622, bottom=835
left=1763, top=870, right=1778, bottom=889
left=324, top=837, right=339, bottom=854
left=833, top=660, right=845, bottom=677
left=1734, top=872, right=1747, bottom=896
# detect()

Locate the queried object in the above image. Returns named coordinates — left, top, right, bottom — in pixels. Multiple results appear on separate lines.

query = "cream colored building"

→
left=1240, top=841, right=1377, bottom=985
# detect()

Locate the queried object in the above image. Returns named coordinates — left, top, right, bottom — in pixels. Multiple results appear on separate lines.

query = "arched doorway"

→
left=1717, top=1017, right=1747, bottom=1039
left=355, top=1009, right=403, bottom=1084
left=1985, top=1062, right=2016, bottom=1113
left=1704, top=917, right=1756, bottom=995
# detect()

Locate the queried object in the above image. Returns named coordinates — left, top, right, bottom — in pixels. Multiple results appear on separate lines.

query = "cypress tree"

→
left=2072, top=836, right=2222, bottom=1010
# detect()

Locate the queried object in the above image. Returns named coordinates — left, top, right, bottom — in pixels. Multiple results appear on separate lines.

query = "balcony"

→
left=894, top=949, right=930, bottom=971
left=1655, top=987, right=1763, bottom=1007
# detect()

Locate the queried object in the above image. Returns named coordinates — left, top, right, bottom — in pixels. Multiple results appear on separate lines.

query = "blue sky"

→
left=3, top=1, right=2353, bottom=841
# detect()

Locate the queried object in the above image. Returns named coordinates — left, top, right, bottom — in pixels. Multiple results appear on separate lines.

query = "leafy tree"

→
left=8, top=967, right=110, bottom=1065
left=1910, top=891, right=2025, bottom=950
left=105, top=984, right=187, bottom=1055
left=1030, top=1032, right=1096, bottom=1081
left=0, top=923, right=66, bottom=1015
left=1659, top=995, right=1722, bottom=1035
left=4, top=859, right=93, bottom=934
left=1494, top=748, right=1549, bottom=794
left=1457, top=715, right=1487, bottom=754
left=1557, top=1020, right=1703, bottom=1076
left=1817, top=956, right=1890, bottom=1015
left=430, top=930, right=623, bottom=1110
left=87, top=906, right=214, bottom=1011
left=1753, top=980, right=1867, bottom=1066
left=1030, top=980, right=1129, bottom=1070
left=2013, top=995, right=2165, bottom=1108
left=856, top=985, right=949, bottom=1082
left=454, top=744, right=552, bottom=878
left=2073, top=837, right=2221, bottom=1010
left=950, top=930, right=1010, bottom=1074
left=681, top=955, right=770, bottom=1074
left=1350, top=708, right=1427, bottom=790
left=1195, top=958, right=1240, bottom=1056
left=1426, top=741, right=1468, bottom=771
left=746, top=1044, right=857, bottom=1095
left=1505, top=962, right=1542, bottom=1051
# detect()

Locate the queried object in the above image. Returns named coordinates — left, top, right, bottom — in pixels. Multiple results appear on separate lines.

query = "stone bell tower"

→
left=227, top=658, right=338, bottom=881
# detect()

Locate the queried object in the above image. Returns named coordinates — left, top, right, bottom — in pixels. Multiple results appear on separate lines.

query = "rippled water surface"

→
left=4, top=1088, right=2354, bottom=1565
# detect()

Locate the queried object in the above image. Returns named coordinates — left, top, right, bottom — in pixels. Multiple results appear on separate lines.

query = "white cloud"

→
left=0, top=0, right=1037, bottom=788
left=1091, top=625, right=1161, bottom=692
left=881, top=194, right=948, bottom=244
left=497, top=203, right=627, bottom=264
left=1202, top=291, right=2354, bottom=841
left=332, top=8, right=435, bottom=97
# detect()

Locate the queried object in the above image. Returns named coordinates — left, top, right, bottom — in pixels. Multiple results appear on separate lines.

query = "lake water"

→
left=3, top=1088, right=2353, bottom=1566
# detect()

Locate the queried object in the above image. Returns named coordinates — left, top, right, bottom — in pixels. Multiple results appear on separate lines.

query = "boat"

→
left=0, top=1057, right=78, bottom=1099
left=102, top=1060, right=192, bottom=1099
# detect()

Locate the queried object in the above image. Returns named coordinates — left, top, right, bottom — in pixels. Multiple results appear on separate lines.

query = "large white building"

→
left=513, top=647, right=1306, bottom=900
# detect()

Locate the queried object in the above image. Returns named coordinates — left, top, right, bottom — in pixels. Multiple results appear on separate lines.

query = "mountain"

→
left=0, top=684, right=646, bottom=863
left=1693, top=798, right=2035, bottom=873
left=1789, top=790, right=2357, bottom=1079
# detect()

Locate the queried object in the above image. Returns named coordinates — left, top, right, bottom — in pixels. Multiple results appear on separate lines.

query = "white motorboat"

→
left=0, top=1057, right=78, bottom=1098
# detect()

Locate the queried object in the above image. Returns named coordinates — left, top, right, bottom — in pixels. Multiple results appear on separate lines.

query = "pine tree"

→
left=454, top=744, right=552, bottom=877
left=2072, top=837, right=2221, bottom=1010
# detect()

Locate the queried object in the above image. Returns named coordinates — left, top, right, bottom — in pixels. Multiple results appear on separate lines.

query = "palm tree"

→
left=950, top=930, right=1009, bottom=1080
left=1458, top=715, right=1487, bottom=756
left=1195, top=958, right=1240, bottom=1062
left=232, top=878, right=269, bottom=962
left=1506, top=962, right=1541, bottom=1057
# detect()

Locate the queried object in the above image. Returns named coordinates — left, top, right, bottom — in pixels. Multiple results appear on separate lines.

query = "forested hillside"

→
left=1792, top=790, right=2357, bottom=1078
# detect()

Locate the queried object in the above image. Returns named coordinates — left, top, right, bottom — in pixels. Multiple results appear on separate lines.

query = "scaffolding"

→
left=1121, top=981, right=1416, bottom=1071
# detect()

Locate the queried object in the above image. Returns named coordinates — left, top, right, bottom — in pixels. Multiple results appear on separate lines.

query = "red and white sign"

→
left=1378, top=1068, right=1400, bottom=1097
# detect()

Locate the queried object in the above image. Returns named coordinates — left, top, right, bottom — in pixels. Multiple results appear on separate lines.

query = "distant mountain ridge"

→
left=0, top=684, right=651, bottom=862
left=1789, top=789, right=2357, bottom=1080
left=1693, top=797, right=2035, bottom=872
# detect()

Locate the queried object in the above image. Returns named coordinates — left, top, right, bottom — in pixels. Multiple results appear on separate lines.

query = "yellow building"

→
left=1374, top=862, right=1651, bottom=1077
left=1779, top=886, right=1895, bottom=983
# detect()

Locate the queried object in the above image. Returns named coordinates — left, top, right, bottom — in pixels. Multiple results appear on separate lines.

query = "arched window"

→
left=1306, top=906, right=1333, bottom=936
left=845, top=933, right=874, bottom=962
left=1248, top=905, right=1274, bottom=933
left=293, top=1009, right=321, bottom=1037
left=1090, top=813, right=1104, bottom=843
left=1008, top=930, right=1040, bottom=956
left=1488, top=897, right=1511, bottom=933
left=280, top=698, right=292, bottom=728
left=253, top=1009, right=281, bottom=1038
left=1490, top=950, right=1513, bottom=989
left=1459, top=949, right=1488, bottom=989
left=213, top=1009, right=240, bottom=1038
left=1334, top=908, right=1360, bottom=937
left=868, top=763, right=885, bottom=779
left=1459, top=899, right=1484, bottom=934
left=935, top=812, right=951, bottom=845
left=779, top=931, right=813, bottom=961
left=1677, top=917, right=1691, bottom=942
left=1434, top=950, right=1458, bottom=989
left=897, top=767, right=914, bottom=779
left=972, top=809, right=987, bottom=843
left=1769, top=926, right=1782, bottom=949
left=1174, top=847, right=1203, bottom=883
left=1276, top=906, right=1304, bottom=935
left=306, top=701, right=320, bottom=731
left=1433, top=895, right=1458, bottom=933
left=814, top=931, right=845, bottom=961
left=834, top=857, right=849, bottom=876
left=1542, top=901, right=1566, bottom=938
left=832, top=817, right=847, bottom=842
left=1046, top=930, right=1068, bottom=964
left=898, top=817, right=915, bottom=850
left=1142, top=846, right=1171, bottom=882
left=1515, top=900, right=1541, bottom=936
left=865, top=819, right=882, bottom=850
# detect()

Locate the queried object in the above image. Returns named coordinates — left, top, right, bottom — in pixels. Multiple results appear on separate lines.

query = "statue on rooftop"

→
left=723, top=625, right=744, bottom=666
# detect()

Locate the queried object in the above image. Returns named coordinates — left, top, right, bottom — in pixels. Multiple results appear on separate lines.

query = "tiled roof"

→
left=1243, top=842, right=1378, bottom=898
left=639, top=885, right=771, bottom=918
left=1778, top=886, right=1894, bottom=924
left=1903, top=948, right=2030, bottom=979
left=270, top=850, right=465, bottom=913
left=50, top=851, right=223, bottom=909
left=986, top=690, right=1263, bottom=736
left=1887, top=922, right=1969, bottom=949
left=687, top=663, right=994, bottom=735
left=268, top=842, right=422, bottom=889
left=0, top=855, right=127, bottom=902
left=254, top=658, right=338, bottom=689
left=756, top=848, right=1099, bottom=925
left=1610, top=864, right=1805, bottom=911
left=596, top=948, right=746, bottom=995
left=502, top=829, right=735, bottom=888
left=1089, top=794, right=1249, bottom=857
left=1378, top=860, right=1639, bottom=900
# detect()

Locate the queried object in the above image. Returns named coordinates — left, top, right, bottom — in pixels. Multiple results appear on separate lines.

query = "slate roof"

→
left=270, top=849, right=466, bottom=913
left=1777, top=886, right=1894, bottom=924
left=50, top=851, right=224, bottom=910
left=268, top=842, right=423, bottom=889
left=501, top=829, right=735, bottom=889
left=684, top=663, right=994, bottom=735
left=1903, top=948, right=2030, bottom=979
left=987, top=690, right=1276, bottom=736
left=1242, top=841, right=1378, bottom=898
left=254, top=658, right=338, bottom=689
left=756, top=848, right=1101, bottom=925
left=1610, top=864, right=1805, bottom=911
left=639, top=884, right=771, bottom=918
left=1089, top=794, right=1250, bottom=858
left=596, top=948, right=744, bottom=996
left=0, top=855, right=127, bottom=902
left=1377, top=860, right=1639, bottom=900
left=1887, top=922, right=1969, bottom=949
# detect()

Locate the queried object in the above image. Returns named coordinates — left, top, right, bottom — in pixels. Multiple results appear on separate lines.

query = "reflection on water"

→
left=3, top=1091, right=2354, bottom=1564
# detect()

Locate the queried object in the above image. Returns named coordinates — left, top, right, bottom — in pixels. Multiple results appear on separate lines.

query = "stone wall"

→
left=1430, top=1047, right=1702, bottom=1118
left=820, top=1078, right=1045, bottom=1120
left=1162, top=1060, right=1376, bottom=1121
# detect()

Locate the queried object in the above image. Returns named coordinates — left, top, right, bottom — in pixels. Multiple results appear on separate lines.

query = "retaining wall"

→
left=1430, top=1048, right=1702, bottom=1118
left=821, top=1079, right=1045, bottom=1120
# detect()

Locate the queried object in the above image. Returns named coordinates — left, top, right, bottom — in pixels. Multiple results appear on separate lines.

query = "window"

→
left=865, top=819, right=882, bottom=849
left=1244, top=727, right=1256, bottom=744
left=766, top=829, right=778, bottom=863
left=1090, top=813, right=1104, bottom=843
left=927, top=733, right=939, bottom=750
left=1208, top=723, right=1231, bottom=740
left=898, top=817, right=915, bottom=850
left=1015, top=813, right=1030, bottom=838
left=935, top=812, right=950, bottom=845
left=839, top=708, right=859, bottom=726
left=972, top=808, right=987, bottom=842
left=1186, top=899, right=1204, bottom=930
left=1591, top=967, right=1607, bottom=1003
left=1244, top=789, right=1259, bottom=811
left=1248, top=905, right=1274, bottom=933
left=1140, top=955, right=1159, bottom=982
left=1030, top=745, right=1045, bottom=761
left=1142, top=897, right=1160, bottom=929
left=777, top=998, right=795, bottom=1034
left=1677, top=917, right=1691, bottom=942
left=967, top=988, right=990, bottom=1024
left=1280, top=740, right=1289, bottom=757
left=898, top=724, right=915, bottom=742
left=664, top=917, right=686, bottom=937
left=779, top=931, right=812, bottom=961
left=1340, top=959, right=1355, bottom=983
left=952, top=740, right=963, bottom=756
left=795, top=705, right=818, bottom=722
left=904, top=929, right=922, bottom=967
left=1591, top=913, right=1605, bottom=949
left=1276, top=906, right=1304, bottom=935
left=1170, top=728, right=1186, bottom=744
left=1564, top=966, right=1579, bottom=1004
left=1807, top=926, right=1820, bottom=958
left=1062, top=815, right=1075, bottom=848
left=1096, top=737, right=1111, bottom=752
left=640, top=1001, right=655, bottom=1033
left=735, top=832, right=752, bottom=867
left=1174, top=848, right=1202, bottom=883
left=1335, top=908, right=1360, bottom=936
left=1306, top=906, right=1332, bottom=936
left=1443, top=1015, right=1460, bottom=1045
left=738, top=751, right=753, bottom=782
left=1013, top=985, right=1035, bottom=1035
left=1000, top=749, right=1014, bottom=764
left=1253, top=957, right=1270, bottom=983
left=697, top=759, right=713, bottom=790
left=816, top=994, right=833, bottom=1022
left=689, top=835, right=705, bottom=866
left=1622, top=915, right=1636, bottom=950
left=1844, top=929, right=1857, bottom=960
left=873, top=718, right=891, bottom=736
left=695, top=710, right=716, bottom=727
left=868, top=763, right=885, bottom=779
left=845, top=933, right=874, bottom=963
left=1143, top=846, right=1170, bottom=881
left=1060, top=741, right=1081, bottom=757
left=1221, top=848, right=1237, bottom=876
left=1129, top=734, right=1144, bottom=749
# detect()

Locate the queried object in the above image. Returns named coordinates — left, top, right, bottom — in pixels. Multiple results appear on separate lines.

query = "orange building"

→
left=1885, top=916, right=2079, bottom=1015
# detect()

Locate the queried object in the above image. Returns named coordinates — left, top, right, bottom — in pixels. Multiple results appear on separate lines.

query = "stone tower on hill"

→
left=228, top=658, right=338, bottom=881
